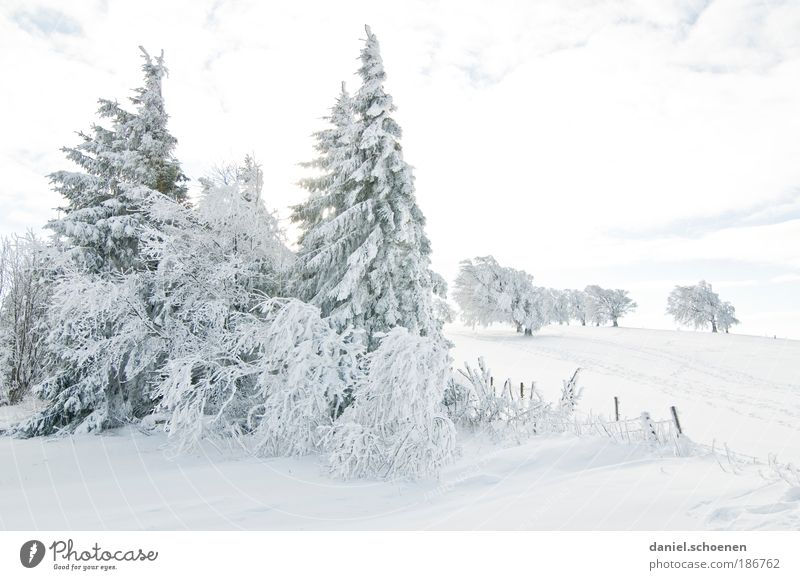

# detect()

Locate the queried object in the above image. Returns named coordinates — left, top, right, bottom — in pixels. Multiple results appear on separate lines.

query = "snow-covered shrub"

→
left=324, top=327, right=456, bottom=480
left=244, top=299, right=362, bottom=456
left=158, top=298, right=362, bottom=456
left=450, top=357, right=583, bottom=439
left=557, top=368, right=583, bottom=417
left=453, top=357, right=518, bottom=426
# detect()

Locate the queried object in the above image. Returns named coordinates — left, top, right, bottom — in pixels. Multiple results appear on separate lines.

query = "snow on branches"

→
left=453, top=256, right=637, bottom=333
left=324, top=327, right=456, bottom=480
left=291, top=26, right=446, bottom=349
left=666, top=280, right=739, bottom=333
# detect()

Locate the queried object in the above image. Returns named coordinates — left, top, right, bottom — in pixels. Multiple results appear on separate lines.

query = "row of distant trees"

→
left=452, top=257, right=739, bottom=335
left=452, top=256, right=637, bottom=335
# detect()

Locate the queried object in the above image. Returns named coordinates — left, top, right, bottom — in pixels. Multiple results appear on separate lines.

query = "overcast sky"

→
left=1, top=0, right=799, bottom=338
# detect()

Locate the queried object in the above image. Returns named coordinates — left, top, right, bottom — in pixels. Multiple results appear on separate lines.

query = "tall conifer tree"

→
left=293, top=26, right=444, bottom=349
left=19, top=48, right=187, bottom=435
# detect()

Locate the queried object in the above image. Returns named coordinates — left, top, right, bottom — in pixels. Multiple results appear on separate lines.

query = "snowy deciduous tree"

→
left=158, top=297, right=362, bottom=456
left=0, top=234, right=52, bottom=405
left=323, top=327, right=456, bottom=479
left=666, top=280, right=738, bottom=333
left=452, top=256, right=509, bottom=328
left=138, top=162, right=294, bottom=448
left=717, top=301, right=739, bottom=333
left=453, top=256, right=547, bottom=335
left=584, top=285, right=636, bottom=327
left=243, top=300, right=362, bottom=456
left=566, top=289, right=588, bottom=326
left=292, top=26, right=445, bottom=349
left=547, top=288, right=571, bottom=326
left=602, top=288, right=636, bottom=327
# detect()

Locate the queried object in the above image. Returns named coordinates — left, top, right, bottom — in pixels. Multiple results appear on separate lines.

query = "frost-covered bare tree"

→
left=566, top=289, right=588, bottom=326
left=0, top=234, right=52, bottom=405
left=452, top=256, right=509, bottom=328
left=584, top=285, right=636, bottom=327
left=717, top=301, right=739, bottom=333
left=666, top=280, right=738, bottom=333
left=453, top=256, right=548, bottom=335
left=547, top=289, right=571, bottom=325
left=584, top=285, right=610, bottom=326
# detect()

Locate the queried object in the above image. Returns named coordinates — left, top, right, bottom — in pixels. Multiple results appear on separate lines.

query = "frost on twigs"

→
left=323, top=327, right=456, bottom=480
left=448, top=357, right=583, bottom=440
left=158, top=298, right=362, bottom=457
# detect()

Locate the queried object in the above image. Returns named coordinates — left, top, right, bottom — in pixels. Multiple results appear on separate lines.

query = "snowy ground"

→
left=1, top=324, right=799, bottom=530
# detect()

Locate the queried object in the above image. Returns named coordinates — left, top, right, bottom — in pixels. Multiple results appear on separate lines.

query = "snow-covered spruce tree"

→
left=48, top=47, right=187, bottom=273
left=666, top=280, right=737, bottom=333
left=323, top=327, right=456, bottom=479
left=292, top=26, right=445, bottom=349
left=291, top=83, right=357, bottom=305
left=17, top=47, right=188, bottom=436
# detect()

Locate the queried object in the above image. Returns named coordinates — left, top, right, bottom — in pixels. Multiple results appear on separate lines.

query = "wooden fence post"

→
left=614, top=396, right=620, bottom=422
left=670, top=405, right=683, bottom=436
left=520, top=382, right=524, bottom=400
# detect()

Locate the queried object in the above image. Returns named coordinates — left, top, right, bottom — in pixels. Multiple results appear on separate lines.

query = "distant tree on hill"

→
left=566, top=289, right=588, bottom=326
left=584, top=285, right=637, bottom=327
left=666, top=280, right=739, bottom=333
left=717, top=301, right=739, bottom=333
left=452, top=256, right=547, bottom=335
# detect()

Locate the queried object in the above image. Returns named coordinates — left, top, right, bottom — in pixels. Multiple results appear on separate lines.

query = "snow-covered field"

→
left=1, top=325, right=799, bottom=530
left=448, top=324, right=800, bottom=463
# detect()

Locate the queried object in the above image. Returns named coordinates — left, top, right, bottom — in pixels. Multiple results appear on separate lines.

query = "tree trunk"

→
left=612, top=319, right=618, bottom=327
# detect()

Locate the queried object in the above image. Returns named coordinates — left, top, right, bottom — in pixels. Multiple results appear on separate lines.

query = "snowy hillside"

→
left=448, top=324, right=800, bottom=463
left=1, top=325, right=798, bottom=531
